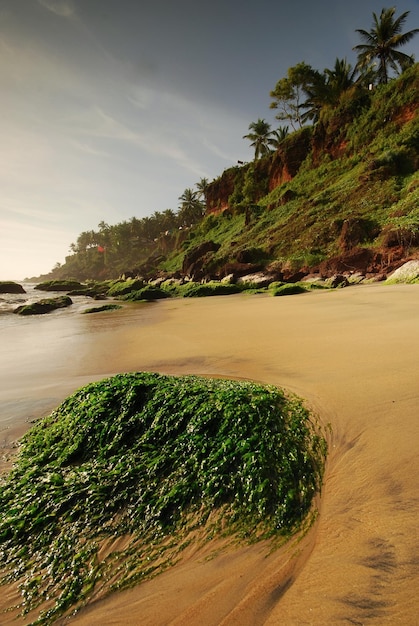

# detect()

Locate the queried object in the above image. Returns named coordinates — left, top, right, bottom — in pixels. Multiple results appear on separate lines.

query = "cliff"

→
left=49, top=64, right=419, bottom=283
left=206, top=126, right=312, bottom=214
left=206, top=65, right=418, bottom=216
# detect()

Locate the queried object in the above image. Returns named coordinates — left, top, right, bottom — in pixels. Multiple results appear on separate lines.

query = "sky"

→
left=1, top=1, right=418, bottom=280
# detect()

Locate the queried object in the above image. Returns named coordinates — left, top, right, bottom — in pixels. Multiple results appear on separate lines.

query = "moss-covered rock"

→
left=270, top=284, right=308, bottom=296
left=180, top=282, right=242, bottom=297
left=120, top=285, right=171, bottom=301
left=14, top=296, right=73, bottom=315
left=81, top=304, right=123, bottom=314
left=34, top=280, right=85, bottom=292
left=0, top=373, right=326, bottom=623
left=107, top=279, right=145, bottom=296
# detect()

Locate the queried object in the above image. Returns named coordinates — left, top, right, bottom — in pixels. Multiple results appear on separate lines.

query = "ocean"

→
left=0, top=284, right=159, bottom=435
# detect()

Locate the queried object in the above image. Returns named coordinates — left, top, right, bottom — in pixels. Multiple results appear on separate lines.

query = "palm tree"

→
left=243, top=119, right=275, bottom=159
left=178, top=188, right=205, bottom=226
left=195, top=177, right=209, bottom=201
left=323, top=58, right=359, bottom=103
left=299, top=71, right=329, bottom=123
left=268, top=126, right=289, bottom=151
left=161, top=208, right=178, bottom=232
left=353, top=7, right=419, bottom=84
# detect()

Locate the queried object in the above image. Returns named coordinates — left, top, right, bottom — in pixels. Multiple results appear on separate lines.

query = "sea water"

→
left=0, top=283, right=158, bottom=433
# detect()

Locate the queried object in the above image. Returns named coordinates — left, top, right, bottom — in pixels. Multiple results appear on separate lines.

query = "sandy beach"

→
left=1, top=283, right=419, bottom=624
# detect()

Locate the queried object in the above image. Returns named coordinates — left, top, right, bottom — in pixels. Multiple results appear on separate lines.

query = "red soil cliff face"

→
left=206, top=128, right=312, bottom=215
left=206, top=101, right=417, bottom=216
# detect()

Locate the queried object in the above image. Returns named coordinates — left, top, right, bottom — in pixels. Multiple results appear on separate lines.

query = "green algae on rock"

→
left=0, top=373, right=326, bottom=624
left=13, top=295, right=73, bottom=316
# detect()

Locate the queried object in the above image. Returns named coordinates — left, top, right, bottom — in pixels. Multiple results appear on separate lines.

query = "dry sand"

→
left=2, top=283, right=419, bottom=624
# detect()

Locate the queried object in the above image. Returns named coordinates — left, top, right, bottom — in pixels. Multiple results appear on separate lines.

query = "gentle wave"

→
left=0, top=283, right=106, bottom=328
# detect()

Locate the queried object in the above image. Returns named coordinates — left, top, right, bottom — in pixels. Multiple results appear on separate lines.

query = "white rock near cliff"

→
left=387, top=260, right=419, bottom=283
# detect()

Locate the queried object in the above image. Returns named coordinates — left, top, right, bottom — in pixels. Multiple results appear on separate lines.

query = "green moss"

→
left=120, top=286, right=171, bottom=301
left=34, top=280, right=85, bottom=292
left=178, top=282, right=242, bottom=297
left=0, top=373, right=326, bottom=624
left=13, top=296, right=73, bottom=316
left=107, top=279, right=144, bottom=296
left=81, top=304, right=123, bottom=314
left=270, top=284, right=308, bottom=296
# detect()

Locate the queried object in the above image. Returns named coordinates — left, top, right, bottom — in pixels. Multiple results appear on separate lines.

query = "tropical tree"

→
left=160, top=208, right=179, bottom=232
left=243, top=118, right=275, bottom=159
left=324, top=58, right=359, bottom=102
left=353, top=7, right=419, bottom=84
left=195, top=177, right=209, bottom=200
left=178, top=188, right=205, bottom=226
left=270, top=62, right=320, bottom=130
left=268, top=126, right=289, bottom=150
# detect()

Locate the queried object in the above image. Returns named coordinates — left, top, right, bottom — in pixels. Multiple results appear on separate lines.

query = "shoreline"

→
left=1, top=283, right=419, bottom=624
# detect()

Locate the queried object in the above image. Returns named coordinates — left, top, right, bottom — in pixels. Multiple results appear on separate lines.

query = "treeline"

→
left=52, top=182, right=209, bottom=280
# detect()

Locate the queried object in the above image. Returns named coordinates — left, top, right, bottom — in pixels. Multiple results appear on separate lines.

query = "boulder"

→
left=325, top=275, right=349, bottom=288
left=219, top=262, right=264, bottom=280
left=0, top=281, right=26, bottom=294
left=14, top=296, right=73, bottom=316
left=34, top=280, right=85, bottom=292
left=182, top=241, right=221, bottom=280
left=237, top=273, right=277, bottom=287
left=386, top=260, right=419, bottom=283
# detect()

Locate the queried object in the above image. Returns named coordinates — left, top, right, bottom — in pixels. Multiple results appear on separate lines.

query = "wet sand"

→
left=1, top=283, right=419, bottom=624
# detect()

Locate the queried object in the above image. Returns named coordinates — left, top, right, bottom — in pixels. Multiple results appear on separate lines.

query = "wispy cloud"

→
left=65, top=105, right=207, bottom=177
left=69, top=139, right=111, bottom=158
left=0, top=198, right=66, bottom=223
left=37, top=0, right=75, bottom=18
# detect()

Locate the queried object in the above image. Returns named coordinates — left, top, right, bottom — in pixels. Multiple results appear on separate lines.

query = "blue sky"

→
left=1, top=0, right=418, bottom=280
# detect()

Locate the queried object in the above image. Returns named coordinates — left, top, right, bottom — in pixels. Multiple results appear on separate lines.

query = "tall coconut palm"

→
left=268, top=126, right=289, bottom=151
left=243, top=118, right=275, bottom=159
left=353, top=7, right=419, bottom=84
left=323, top=58, right=359, bottom=102
left=195, top=177, right=209, bottom=200
left=178, top=188, right=205, bottom=226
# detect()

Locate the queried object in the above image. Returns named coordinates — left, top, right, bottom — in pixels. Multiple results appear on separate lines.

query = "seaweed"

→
left=0, top=373, right=326, bottom=624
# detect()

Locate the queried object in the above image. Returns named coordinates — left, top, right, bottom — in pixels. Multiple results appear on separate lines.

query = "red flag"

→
left=97, top=245, right=105, bottom=253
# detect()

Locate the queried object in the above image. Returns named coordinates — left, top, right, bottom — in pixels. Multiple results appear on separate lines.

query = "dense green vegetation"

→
left=44, top=62, right=418, bottom=283
left=0, top=373, right=326, bottom=624
left=39, top=8, right=417, bottom=284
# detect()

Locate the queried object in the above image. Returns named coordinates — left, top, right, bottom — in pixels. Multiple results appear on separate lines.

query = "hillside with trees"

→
left=41, top=8, right=419, bottom=284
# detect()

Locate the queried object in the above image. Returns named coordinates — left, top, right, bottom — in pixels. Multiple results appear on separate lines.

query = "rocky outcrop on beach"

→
left=34, top=280, right=86, bottom=292
left=386, top=259, right=419, bottom=283
left=14, top=295, right=73, bottom=316
left=0, top=281, right=26, bottom=294
left=182, top=240, right=221, bottom=280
